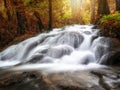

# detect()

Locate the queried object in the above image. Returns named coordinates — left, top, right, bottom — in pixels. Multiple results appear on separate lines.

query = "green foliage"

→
left=82, top=10, right=90, bottom=24
left=100, top=12, right=120, bottom=37
left=101, top=12, right=120, bottom=21
left=22, top=0, right=31, bottom=5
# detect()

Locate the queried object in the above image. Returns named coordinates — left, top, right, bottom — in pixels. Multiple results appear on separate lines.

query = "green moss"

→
left=101, top=12, right=120, bottom=21
left=100, top=12, right=120, bottom=37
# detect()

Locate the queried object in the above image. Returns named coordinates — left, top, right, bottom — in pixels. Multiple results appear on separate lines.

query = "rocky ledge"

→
left=0, top=67, right=120, bottom=90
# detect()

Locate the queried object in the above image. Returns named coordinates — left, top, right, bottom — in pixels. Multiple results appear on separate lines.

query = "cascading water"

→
left=0, top=25, right=113, bottom=72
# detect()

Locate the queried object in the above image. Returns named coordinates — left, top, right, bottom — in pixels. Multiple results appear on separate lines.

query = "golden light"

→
left=69, top=0, right=91, bottom=24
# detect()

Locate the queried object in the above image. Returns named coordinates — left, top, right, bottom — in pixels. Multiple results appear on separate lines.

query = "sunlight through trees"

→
left=0, top=0, right=120, bottom=50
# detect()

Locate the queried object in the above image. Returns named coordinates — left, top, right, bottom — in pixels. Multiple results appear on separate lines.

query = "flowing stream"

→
left=0, top=25, right=113, bottom=72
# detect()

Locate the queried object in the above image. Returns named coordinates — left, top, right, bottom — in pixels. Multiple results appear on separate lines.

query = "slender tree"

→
left=3, top=0, right=13, bottom=21
left=34, top=11, right=44, bottom=33
left=115, top=0, right=120, bottom=11
left=14, top=0, right=28, bottom=35
left=90, top=0, right=96, bottom=24
left=48, top=0, right=52, bottom=31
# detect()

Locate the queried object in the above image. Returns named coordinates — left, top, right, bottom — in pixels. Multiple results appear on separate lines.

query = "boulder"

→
left=0, top=68, right=119, bottom=90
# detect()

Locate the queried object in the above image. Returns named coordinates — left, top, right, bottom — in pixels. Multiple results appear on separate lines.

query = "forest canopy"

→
left=0, top=0, right=120, bottom=50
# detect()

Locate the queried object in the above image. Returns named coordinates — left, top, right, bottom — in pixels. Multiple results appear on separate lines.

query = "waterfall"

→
left=0, top=25, right=113, bottom=72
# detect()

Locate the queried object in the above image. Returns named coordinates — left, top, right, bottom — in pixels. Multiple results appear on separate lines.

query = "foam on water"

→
left=11, top=63, right=107, bottom=73
left=0, top=25, right=113, bottom=72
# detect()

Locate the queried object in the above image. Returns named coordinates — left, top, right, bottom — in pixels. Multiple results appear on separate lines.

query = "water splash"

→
left=0, top=25, right=113, bottom=71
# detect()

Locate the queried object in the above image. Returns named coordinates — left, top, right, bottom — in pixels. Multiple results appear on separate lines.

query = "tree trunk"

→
left=116, top=0, right=120, bottom=11
left=34, top=11, right=44, bottom=33
left=16, top=12, right=26, bottom=34
left=97, top=0, right=110, bottom=15
left=48, top=0, right=52, bottom=31
left=3, top=0, right=17, bottom=31
left=90, top=0, right=95, bottom=24
left=14, top=0, right=28, bottom=35
left=96, top=0, right=110, bottom=24
left=3, top=0, right=12, bottom=21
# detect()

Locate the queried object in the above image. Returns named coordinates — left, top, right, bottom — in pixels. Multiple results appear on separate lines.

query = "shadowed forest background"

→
left=0, top=0, right=120, bottom=51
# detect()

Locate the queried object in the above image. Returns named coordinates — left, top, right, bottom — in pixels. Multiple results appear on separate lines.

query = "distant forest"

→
left=0, top=0, right=120, bottom=50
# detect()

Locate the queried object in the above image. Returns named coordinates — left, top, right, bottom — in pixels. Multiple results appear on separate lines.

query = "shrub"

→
left=100, top=12, right=120, bottom=39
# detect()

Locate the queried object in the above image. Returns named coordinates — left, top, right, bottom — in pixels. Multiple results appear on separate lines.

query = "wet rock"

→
left=94, top=45, right=109, bottom=61
left=83, top=31, right=92, bottom=35
left=0, top=68, right=119, bottom=90
left=91, top=69, right=120, bottom=90
left=92, top=25, right=100, bottom=29
left=56, top=31, right=84, bottom=48
left=28, top=54, right=44, bottom=63
left=0, top=71, right=57, bottom=90
left=112, top=38, right=120, bottom=52
left=46, top=45, right=73, bottom=58
left=100, top=51, right=120, bottom=66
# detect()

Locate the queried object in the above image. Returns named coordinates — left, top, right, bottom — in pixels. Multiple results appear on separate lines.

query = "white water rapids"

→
left=0, top=25, right=113, bottom=72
